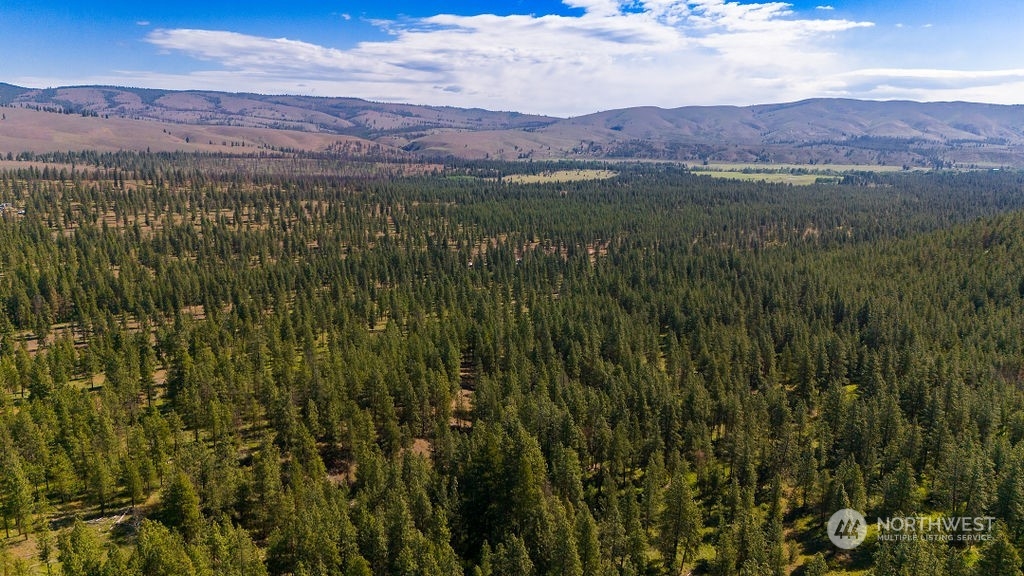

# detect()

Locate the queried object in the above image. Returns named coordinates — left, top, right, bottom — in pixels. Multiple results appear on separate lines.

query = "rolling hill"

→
left=3, top=82, right=1024, bottom=166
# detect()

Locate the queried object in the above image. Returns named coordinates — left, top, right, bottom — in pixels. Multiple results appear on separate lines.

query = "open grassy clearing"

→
left=697, top=162, right=911, bottom=173
left=688, top=162, right=917, bottom=184
left=502, top=169, right=618, bottom=184
left=689, top=162, right=919, bottom=184
left=695, top=171, right=830, bottom=185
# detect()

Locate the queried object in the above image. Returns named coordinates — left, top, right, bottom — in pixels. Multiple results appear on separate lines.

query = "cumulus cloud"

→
left=35, top=0, right=981, bottom=115
left=836, top=68, right=1024, bottom=100
left=136, top=0, right=881, bottom=115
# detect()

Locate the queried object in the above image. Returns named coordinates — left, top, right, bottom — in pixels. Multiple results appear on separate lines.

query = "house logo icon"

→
left=828, top=508, right=867, bottom=549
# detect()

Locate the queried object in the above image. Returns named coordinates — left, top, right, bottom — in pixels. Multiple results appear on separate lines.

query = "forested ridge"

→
left=3, top=157, right=1024, bottom=575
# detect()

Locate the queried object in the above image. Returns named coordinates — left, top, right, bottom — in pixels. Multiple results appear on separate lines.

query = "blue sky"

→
left=3, top=0, right=1024, bottom=116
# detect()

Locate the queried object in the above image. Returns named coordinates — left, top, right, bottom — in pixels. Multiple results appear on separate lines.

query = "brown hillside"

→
left=0, top=107, right=373, bottom=154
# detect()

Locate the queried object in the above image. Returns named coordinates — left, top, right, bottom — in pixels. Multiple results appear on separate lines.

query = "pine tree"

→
left=492, top=536, right=535, bottom=576
left=713, top=523, right=738, bottom=576
left=36, top=518, right=55, bottom=576
left=85, top=452, right=115, bottom=516
left=804, top=553, right=828, bottom=576
left=48, top=447, right=78, bottom=504
left=551, top=504, right=583, bottom=576
left=642, top=451, right=666, bottom=531
left=622, top=487, right=648, bottom=574
left=101, top=544, right=137, bottom=576
left=0, top=445, right=34, bottom=538
left=881, top=460, right=918, bottom=514
left=658, top=462, right=703, bottom=573
left=124, top=459, right=145, bottom=508
left=161, top=471, right=203, bottom=542
left=57, top=519, right=103, bottom=576
left=976, top=524, right=1023, bottom=576
left=130, top=519, right=197, bottom=576
left=575, top=507, right=602, bottom=576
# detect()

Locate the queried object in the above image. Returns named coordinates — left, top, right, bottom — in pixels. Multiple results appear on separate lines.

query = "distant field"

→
left=698, top=162, right=910, bottom=173
left=689, top=162, right=913, bottom=185
left=503, top=169, right=617, bottom=184
left=695, top=171, right=837, bottom=185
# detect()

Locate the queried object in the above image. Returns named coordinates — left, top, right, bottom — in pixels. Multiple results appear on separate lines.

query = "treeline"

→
left=2, top=160, right=1024, bottom=575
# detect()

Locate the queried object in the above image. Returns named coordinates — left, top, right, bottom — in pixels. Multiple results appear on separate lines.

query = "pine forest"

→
left=3, top=153, right=1024, bottom=576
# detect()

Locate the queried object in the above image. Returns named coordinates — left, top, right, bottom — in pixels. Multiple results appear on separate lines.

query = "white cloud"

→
left=838, top=68, right=1024, bottom=96
left=562, top=0, right=625, bottom=17
left=135, top=1, right=876, bottom=116
left=38, top=0, right=1004, bottom=116
left=146, top=29, right=405, bottom=83
left=816, top=5, right=834, bottom=10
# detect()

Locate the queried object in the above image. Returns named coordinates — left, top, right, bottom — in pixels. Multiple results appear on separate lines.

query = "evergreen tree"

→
left=976, top=524, right=1023, bottom=576
left=658, top=462, right=703, bottom=573
left=492, top=536, right=535, bottom=576
left=161, top=471, right=203, bottom=542
left=130, top=519, right=198, bottom=576
left=575, top=507, right=602, bottom=576
left=57, top=520, right=103, bottom=576
left=0, top=444, right=34, bottom=538
left=804, top=553, right=828, bottom=576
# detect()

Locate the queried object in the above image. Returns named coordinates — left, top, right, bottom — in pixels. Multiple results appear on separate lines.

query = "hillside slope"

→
left=0, top=107, right=378, bottom=156
left=3, top=83, right=1024, bottom=166
left=0, top=84, right=555, bottom=143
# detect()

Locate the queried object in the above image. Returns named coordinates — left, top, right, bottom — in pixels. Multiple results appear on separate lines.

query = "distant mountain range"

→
left=3, top=82, right=1024, bottom=166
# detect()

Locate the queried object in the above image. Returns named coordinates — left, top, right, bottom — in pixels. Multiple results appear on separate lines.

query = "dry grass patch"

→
left=692, top=162, right=915, bottom=185
left=700, top=162, right=908, bottom=172
left=697, top=171, right=826, bottom=185
left=503, top=169, right=617, bottom=184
